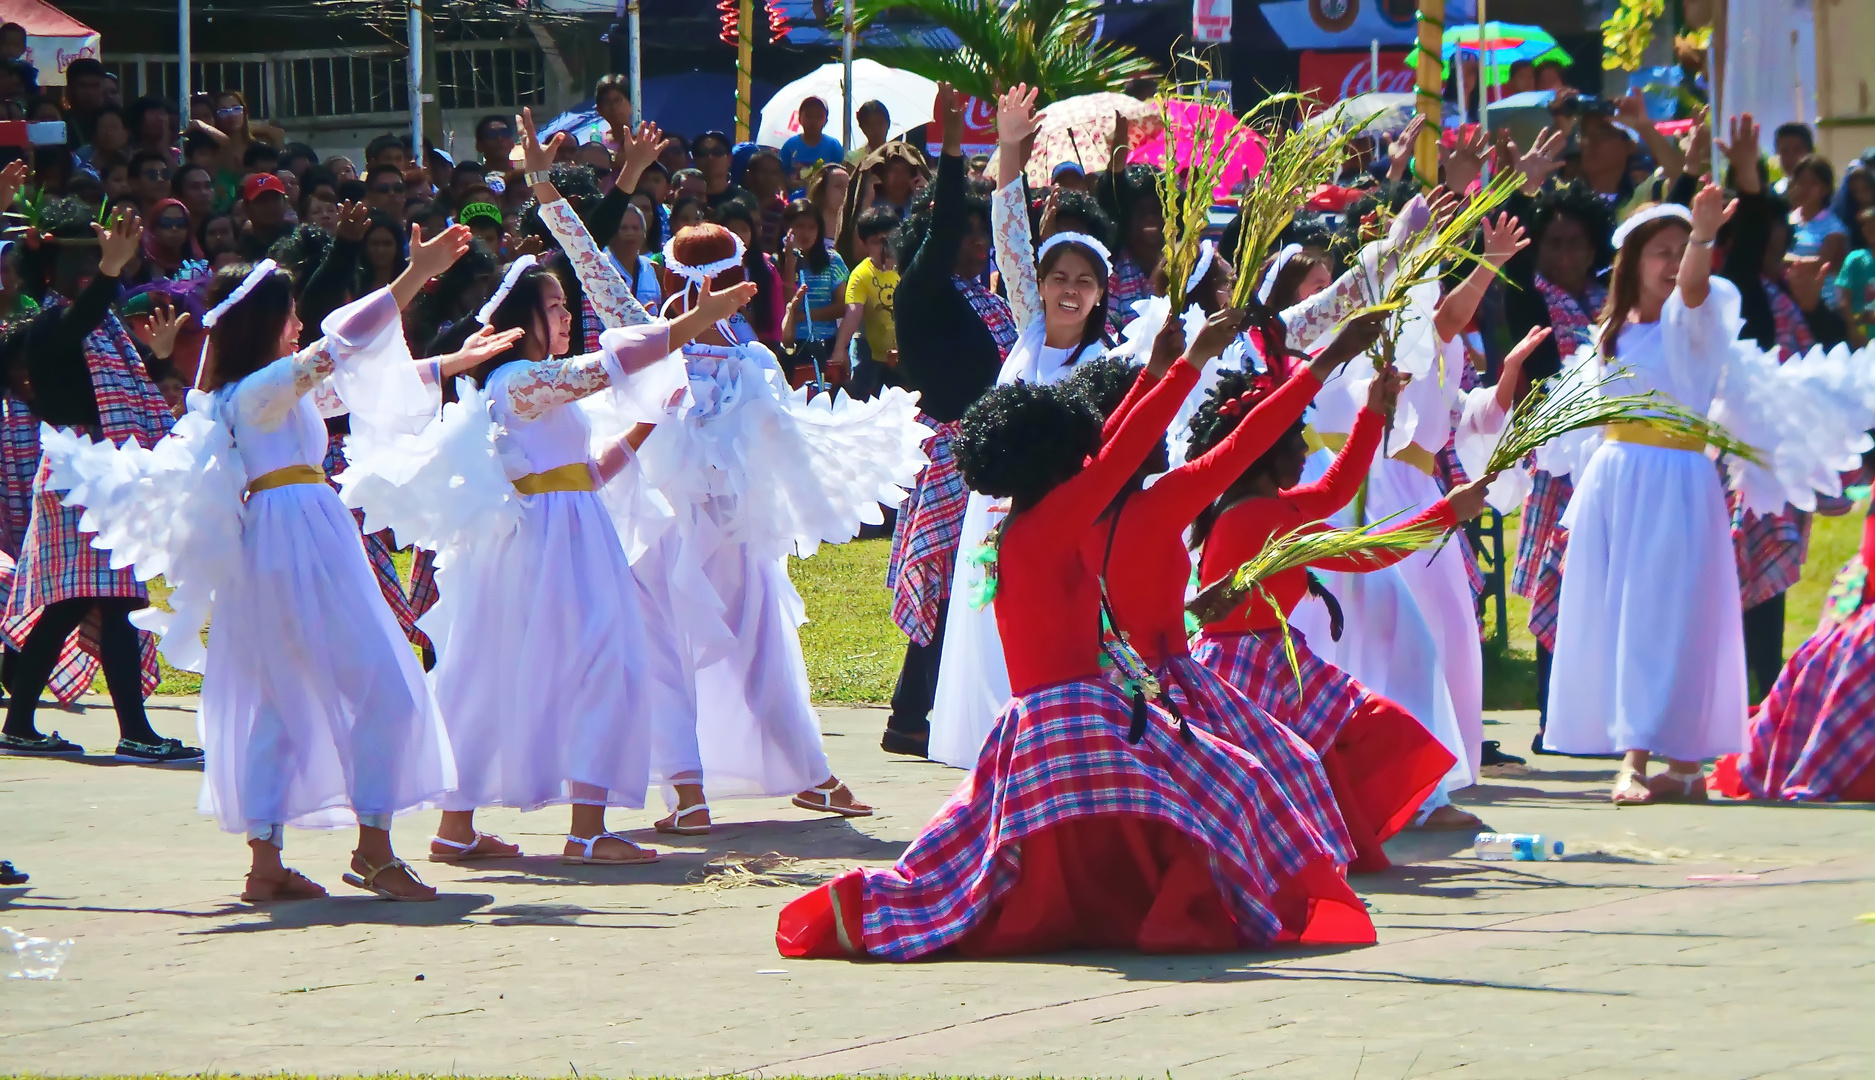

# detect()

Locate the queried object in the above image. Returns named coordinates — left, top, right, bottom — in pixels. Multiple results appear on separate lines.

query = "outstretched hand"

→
left=141, top=299, right=192, bottom=360
left=1364, top=364, right=1410, bottom=414
left=1689, top=181, right=1737, bottom=243
left=996, top=83, right=1044, bottom=146
left=1446, top=475, right=1495, bottom=522
left=439, top=324, right=527, bottom=377
left=1480, top=212, right=1529, bottom=269
left=518, top=106, right=564, bottom=177
left=95, top=204, right=143, bottom=277
left=407, top=222, right=473, bottom=283
left=698, top=279, right=761, bottom=323
left=1187, top=307, right=1246, bottom=367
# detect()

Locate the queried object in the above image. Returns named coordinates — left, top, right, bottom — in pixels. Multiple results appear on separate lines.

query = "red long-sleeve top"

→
left=1196, top=406, right=1460, bottom=633
left=995, top=358, right=1200, bottom=695
left=1075, top=368, right=1326, bottom=665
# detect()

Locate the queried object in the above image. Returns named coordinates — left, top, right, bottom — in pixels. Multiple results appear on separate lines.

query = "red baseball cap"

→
left=240, top=172, right=288, bottom=201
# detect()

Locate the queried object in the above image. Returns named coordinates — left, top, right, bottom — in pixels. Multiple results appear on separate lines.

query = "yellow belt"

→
left=1302, top=426, right=1327, bottom=454
left=245, top=464, right=326, bottom=496
left=1604, top=421, right=1706, bottom=453
left=512, top=462, right=596, bottom=495
left=1315, top=431, right=1437, bottom=477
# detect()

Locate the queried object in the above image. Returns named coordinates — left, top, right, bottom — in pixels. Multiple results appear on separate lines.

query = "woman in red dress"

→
left=776, top=317, right=1374, bottom=960
left=1186, top=366, right=1496, bottom=870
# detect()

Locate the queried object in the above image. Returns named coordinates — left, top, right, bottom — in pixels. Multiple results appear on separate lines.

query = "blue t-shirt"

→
left=780, top=133, right=845, bottom=177
left=794, top=250, right=850, bottom=342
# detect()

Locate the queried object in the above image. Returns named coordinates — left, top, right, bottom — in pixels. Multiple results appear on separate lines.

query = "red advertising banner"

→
left=927, top=92, right=998, bottom=156
left=1298, top=48, right=1416, bottom=107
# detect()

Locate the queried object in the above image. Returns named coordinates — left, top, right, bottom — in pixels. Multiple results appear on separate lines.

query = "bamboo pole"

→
left=1415, top=0, right=1444, bottom=186
left=736, top=0, right=754, bottom=142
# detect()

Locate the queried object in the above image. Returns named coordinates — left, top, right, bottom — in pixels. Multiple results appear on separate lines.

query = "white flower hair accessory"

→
left=477, top=254, right=537, bottom=325
left=1037, top=231, right=1112, bottom=279
left=1258, top=243, right=1302, bottom=305
left=202, top=260, right=281, bottom=329
left=662, top=230, right=746, bottom=285
left=1611, top=202, right=1692, bottom=250
left=1185, top=239, right=1217, bottom=294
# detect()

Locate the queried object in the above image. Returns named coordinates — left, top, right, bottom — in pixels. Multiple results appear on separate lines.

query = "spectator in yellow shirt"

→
left=834, top=205, right=901, bottom=400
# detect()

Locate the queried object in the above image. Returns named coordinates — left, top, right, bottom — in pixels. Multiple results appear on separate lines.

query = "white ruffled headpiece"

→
left=477, top=254, right=537, bottom=325
left=663, top=231, right=746, bottom=284
left=1611, top=202, right=1693, bottom=250
left=1258, top=243, right=1303, bottom=305
left=1184, top=239, right=1217, bottom=294
left=202, top=259, right=280, bottom=329
left=1037, top=231, right=1112, bottom=278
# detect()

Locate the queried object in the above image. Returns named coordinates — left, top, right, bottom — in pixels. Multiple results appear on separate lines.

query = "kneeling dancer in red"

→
left=1188, top=365, right=1492, bottom=871
left=778, top=331, right=1374, bottom=960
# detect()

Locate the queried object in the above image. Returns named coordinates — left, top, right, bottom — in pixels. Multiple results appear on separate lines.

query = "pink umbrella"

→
left=1128, top=100, right=1266, bottom=199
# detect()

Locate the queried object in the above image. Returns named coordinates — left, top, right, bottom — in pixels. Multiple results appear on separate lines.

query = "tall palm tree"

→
left=849, top=0, right=1156, bottom=104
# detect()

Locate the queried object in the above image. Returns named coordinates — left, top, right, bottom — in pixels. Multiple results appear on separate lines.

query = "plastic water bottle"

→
left=1473, top=833, right=1564, bottom=861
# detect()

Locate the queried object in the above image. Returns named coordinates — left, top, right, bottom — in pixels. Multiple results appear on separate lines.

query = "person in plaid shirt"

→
left=779, top=344, right=1373, bottom=960
left=1711, top=507, right=1875, bottom=801
left=0, top=200, right=196, bottom=762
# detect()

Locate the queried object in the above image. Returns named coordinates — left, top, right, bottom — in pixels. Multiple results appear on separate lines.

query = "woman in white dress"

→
left=1544, top=186, right=1752, bottom=803
left=419, top=234, right=756, bottom=865
left=511, top=111, right=920, bottom=835
left=48, top=223, right=502, bottom=902
left=926, top=85, right=1116, bottom=769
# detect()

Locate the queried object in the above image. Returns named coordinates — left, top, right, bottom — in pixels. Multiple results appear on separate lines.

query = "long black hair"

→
left=199, top=262, right=295, bottom=391
left=428, top=261, right=563, bottom=388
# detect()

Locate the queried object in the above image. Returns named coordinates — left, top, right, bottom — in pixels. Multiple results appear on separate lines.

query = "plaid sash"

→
left=1731, top=495, right=1809, bottom=610
left=952, top=277, right=1016, bottom=360
left=1514, top=469, right=1572, bottom=652
left=1106, top=252, right=1152, bottom=334
left=888, top=418, right=966, bottom=645
left=1535, top=275, right=1606, bottom=352
left=324, top=433, right=430, bottom=651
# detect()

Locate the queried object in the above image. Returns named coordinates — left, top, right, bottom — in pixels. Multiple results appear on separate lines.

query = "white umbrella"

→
left=757, top=59, right=938, bottom=149
left=1316, top=92, right=1462, bottom=137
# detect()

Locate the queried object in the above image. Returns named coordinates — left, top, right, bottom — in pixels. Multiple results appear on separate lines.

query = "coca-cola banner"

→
left=925, top=93, right=998, bottom=156
left=1298, top=48, right=1414, bottom=107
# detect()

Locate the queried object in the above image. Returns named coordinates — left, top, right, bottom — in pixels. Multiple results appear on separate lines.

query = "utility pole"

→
left=1414, top=0, right=1444, bottom=186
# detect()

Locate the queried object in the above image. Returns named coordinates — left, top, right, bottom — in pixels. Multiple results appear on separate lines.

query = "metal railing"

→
left=105, top=44, right=547, bottom=123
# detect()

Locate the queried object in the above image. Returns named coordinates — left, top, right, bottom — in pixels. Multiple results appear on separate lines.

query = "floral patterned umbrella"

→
left=1009, top=91, right=1159, bottom=188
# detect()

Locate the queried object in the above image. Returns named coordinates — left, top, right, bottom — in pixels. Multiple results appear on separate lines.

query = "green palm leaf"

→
left=851, top=0, right=1154, bottom=103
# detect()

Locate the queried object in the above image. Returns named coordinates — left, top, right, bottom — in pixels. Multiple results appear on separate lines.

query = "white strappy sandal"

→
left=792, top=779, right=874, bottom=818
left=427, top=832, right=520, bottom=863
left=561, top=832, right=660, bottom=866
left=655, top=804, right=712, bottom=836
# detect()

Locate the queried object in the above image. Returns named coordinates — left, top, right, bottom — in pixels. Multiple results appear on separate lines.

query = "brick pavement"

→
left=0, top=700, right=1870, bottom=1077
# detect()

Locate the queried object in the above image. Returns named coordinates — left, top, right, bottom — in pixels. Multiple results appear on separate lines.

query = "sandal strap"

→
left=566, top=833, right=600, bottom=857
left=430, top=835, right=473, bottom=851
left=671, top=804, right=709, bottom=820
left=358, top=855, right=422, bottom=889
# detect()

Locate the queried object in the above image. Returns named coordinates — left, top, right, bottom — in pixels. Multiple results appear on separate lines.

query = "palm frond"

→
left=852, top=0, right=1152, bottom=103
left=1187, top=516, right=1444, bottom=689
left=1229, top=95, right=1376, bottom=309
left=1158, top=60, right=1249, bottom=311
left=1485, top=364, right=1763, bottom=477
left=1187, top=516, right=1443, bottom=628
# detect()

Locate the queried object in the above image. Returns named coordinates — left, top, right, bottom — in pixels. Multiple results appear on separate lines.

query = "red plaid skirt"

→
left=1730, top=497, right=1809, bottom=610
left=778, top=676, right=1374, bottom=960
left=1515, top=470, right=1572, bottom=651
left=407, top=547, right=440, bottom=621
left=325, top=434, right=429, bottom=651
left=1193, top=629, right=1455, bottom=871
left=1, top=455, right=159, bottom=700
left=1710, top=599, right=1875, bottom=801
left=888, top=419, right=966, bottom=646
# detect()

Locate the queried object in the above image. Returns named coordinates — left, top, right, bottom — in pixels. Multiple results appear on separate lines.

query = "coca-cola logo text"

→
left=1298, top=49, right=1415, bottom=108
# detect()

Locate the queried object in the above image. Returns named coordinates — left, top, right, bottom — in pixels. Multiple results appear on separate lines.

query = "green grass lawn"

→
left=124, top=509, right=1866, bottom=705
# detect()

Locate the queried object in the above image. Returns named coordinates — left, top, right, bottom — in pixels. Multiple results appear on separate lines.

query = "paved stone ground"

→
left=0, top=699, right=1870, bottom=1078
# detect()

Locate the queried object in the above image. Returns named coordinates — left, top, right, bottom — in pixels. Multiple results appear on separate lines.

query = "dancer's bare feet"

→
left=793, top=776, right=874, bottom=817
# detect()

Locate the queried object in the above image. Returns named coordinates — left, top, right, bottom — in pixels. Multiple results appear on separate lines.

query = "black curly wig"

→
left=954, top=380, right=1103, bottom=509
left=1063, top=355, right=1142, bottom=419
left=266, top=224, right=333, bottom=288
left=1331, top=179, right=1423, bottom=272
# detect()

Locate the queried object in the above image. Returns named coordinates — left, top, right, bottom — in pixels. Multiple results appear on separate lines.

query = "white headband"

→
left=663, top=230, right=746, bottom=284
left=477, top=255, right=537, bottom=325
left=1037, top=231, right=1112, bottom=278
left=1184, top=239, right=1217, bottom=294
left=202, top=259, right=280, bottom=329
left=1258, top=243, right=1302, bottom=305
left=1611, top=202, right=1693, bottom=250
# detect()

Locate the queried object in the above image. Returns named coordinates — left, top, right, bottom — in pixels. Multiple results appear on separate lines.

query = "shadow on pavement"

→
left=185, top=891, right=496, bottom=933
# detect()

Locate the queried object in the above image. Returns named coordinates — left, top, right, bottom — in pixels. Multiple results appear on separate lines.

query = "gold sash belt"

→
left=245, top=464, right=326, bottom=496
left=512, top=462, right=596, bottom=495
left=1604, top=422, right=1705, bottom=453
left=1315, top=431, right=1438, bottom=477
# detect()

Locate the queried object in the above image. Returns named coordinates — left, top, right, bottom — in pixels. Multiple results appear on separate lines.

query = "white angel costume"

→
left=1538, top=271, right=1875, bottom=760
left=927, top=178, right=1111, bottom=769
left=535, top=202, right=929, bottom=803
left=44, top=282, right=454, bottom=838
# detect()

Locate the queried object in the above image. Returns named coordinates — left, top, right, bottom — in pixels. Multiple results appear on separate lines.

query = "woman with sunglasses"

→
left=138, top=198, right=207, bottom=283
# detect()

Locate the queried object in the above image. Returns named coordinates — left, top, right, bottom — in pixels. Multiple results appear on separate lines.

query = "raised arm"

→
left=1433, top=213, right=1527, bottom=343
left=1281, top=191, right=1446, bottom=348
left=1033, top=358, right=1201, bottom=548
left=1680, top=181, right=1735, bottom=311
left=1282, top=397, right=1386, bottom=518
left=519, top=107, right=652, bottom=329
